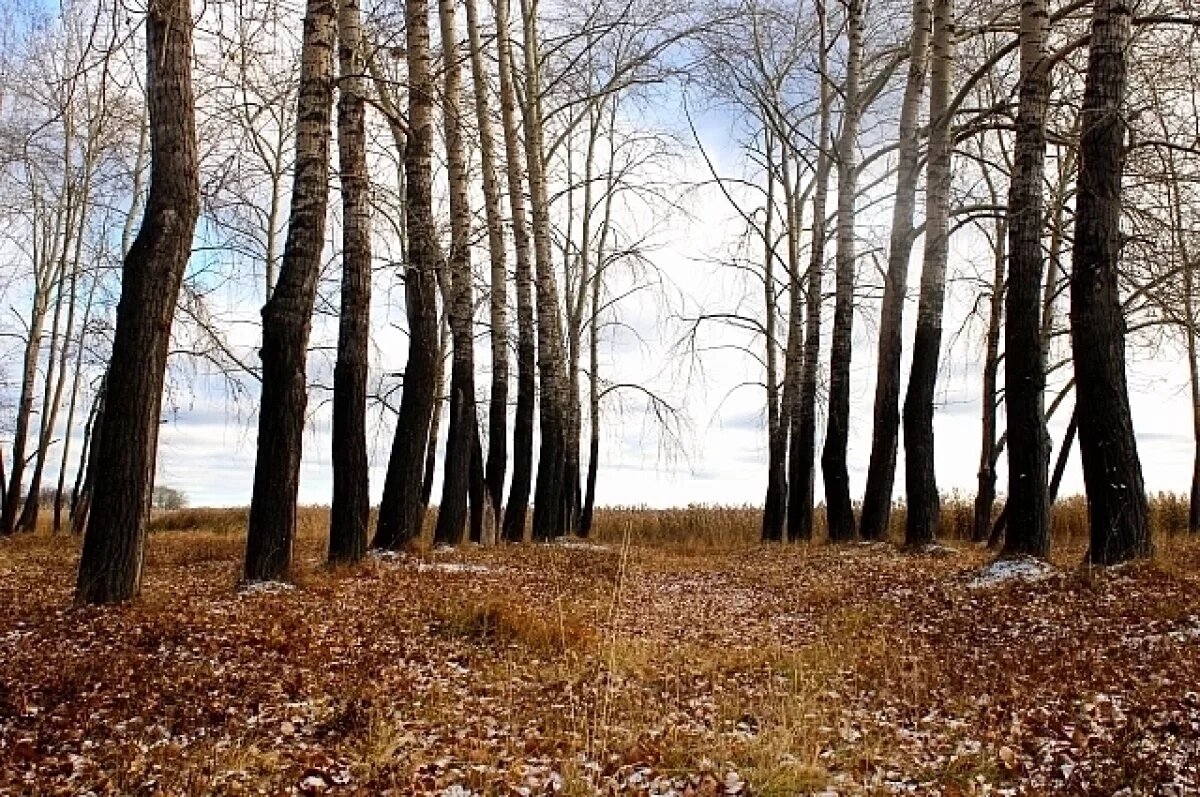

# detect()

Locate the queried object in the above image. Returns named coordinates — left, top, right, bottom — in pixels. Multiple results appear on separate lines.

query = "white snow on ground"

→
left=968, top=556, right=1056, bottom=589
left=238, top=580, right=297, bottom=596
left=415, top=562, right=494, bottom=574
left=554, top=537, right=609, bottom=552
left=368, top=551, right=495, bottom=574
left=1122, top=615, right=1200, bottom=648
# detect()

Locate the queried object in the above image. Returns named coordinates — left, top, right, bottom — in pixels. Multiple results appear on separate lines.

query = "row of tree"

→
left=0, top=0, right=1196, bottom=604
left=688, top=0, right=1197, bottom=561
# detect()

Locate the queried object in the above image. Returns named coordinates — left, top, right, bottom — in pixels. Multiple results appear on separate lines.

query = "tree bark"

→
left=859, top=0, right=932, bottom=541
left=1002, top=0, right=1052, bottom=559
left=373, top=0, right=441, bottom=551
left=822, top=0, right=863, bottom=543
left=498, top=0, right=536, bottom=543
left=328, top=0, right=372, bottom=565
left=75, top=0, right=199, bottom=603
left=901, top=0, right=953, bottom=548
left=1071, top=0, right=1150, bottom=565
left=434, top=0, right=479, bottom=547
left=761, top=130, right=785, bottom=542
left=244, top=0, right=336, bottom=583
left=518, top=0, right=572, bottom=541
left=787, top=0, right=831, bottom=543
left=464, top=0, right=509, bottom=540
left=973, top=212, right=1005, bottom=542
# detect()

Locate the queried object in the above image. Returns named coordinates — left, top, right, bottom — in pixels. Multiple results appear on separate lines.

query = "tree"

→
left=465, top=0, right=510, bottom=540
left=244, top=0, right=336, bottom=582
left=858, top=0, right=931, bottom=541
left=1001, top=0, right=1053, bottom=559
left=433, top=0, right=480, bottom=547
left=788, top=0, right=832, bottom=543
left=328, top=0, right=371, bottom=565
left=497, top=0, right=536, bottom=543
left=374, top=0, right=441, bottom=551
left=75, top=0, right=200, bottom=604
left=1070, top=0, right=1150, bottom=564
left=822, top=0, right=864, bottom=543
left=900, top=0, right=954, bottom=547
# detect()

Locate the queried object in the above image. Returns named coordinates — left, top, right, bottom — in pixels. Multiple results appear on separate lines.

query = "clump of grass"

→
left=431, top=593, right=597, bottom=654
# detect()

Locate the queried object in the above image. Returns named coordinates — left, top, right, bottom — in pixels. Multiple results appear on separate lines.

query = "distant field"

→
left=1, top=508, right=1199, bottom=794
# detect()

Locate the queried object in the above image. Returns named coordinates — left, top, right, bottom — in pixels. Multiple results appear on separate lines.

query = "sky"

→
left=149, top=126, right=1200, bottom=510
left=6, top=0, right=1197, bottom=512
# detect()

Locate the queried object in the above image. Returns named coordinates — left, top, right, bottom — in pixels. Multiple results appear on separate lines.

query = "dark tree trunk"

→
left=973, top=214, right=1006, bottom=542
left=373, top=0, right=441, bottom=551
left=859, top=0, right=931, bottom=542
left=420, top=312, right=444, bottom=504
left=519, top=0, right=572, bottom=542
left=1071, top=0, right=1150, bottom=565
left=244, top=0, right=337, bottom=583
left=902, top=0, right=954, bottom=548
left=469, top=419, right=486, bottom=543
left=762, top=132, right=785, bottom=543
left=787, top=0, right=831, bottom=544
left=433, top=0, right=478, bottom=548
left=464, top=0, right=509, bottom=541
left=328, top=0, right=372, bottom=566
left=822, top=0, right=863, bottom=543
left=74, top=0, right=199, bottom=604
left=421, top=315, right=448, bottom=508
left=498, top=0, right=535, bottom=544
left=1002, top=0, right=1052, bottom=559
left=70, top=377, right=105, bottom=535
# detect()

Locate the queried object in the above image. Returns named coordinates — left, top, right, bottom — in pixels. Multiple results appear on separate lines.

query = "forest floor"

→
left=2, top=528, right=1199, bottom=796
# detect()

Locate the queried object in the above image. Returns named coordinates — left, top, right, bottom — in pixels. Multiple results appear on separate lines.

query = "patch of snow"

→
left=968, top=556, right=1055, bottom=589
left=554, top=537, right=609, bottom=552
left=238, top=580, right=296, bottom=595
left=415, top=562, right=494, bottom=574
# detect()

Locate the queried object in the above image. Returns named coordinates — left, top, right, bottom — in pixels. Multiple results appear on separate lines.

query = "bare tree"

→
left=1070, top=0, right=1149, bottom=564
left=374, top=0, right=442, bottom=550
left=328, top=0, right=372, bottom=565
left=1002, top=0, right=1053, bottom=559
left=901, top=0, right=954, bottom=547
left=859, top=0, right=931, bottom=541
left=75, top=0, right=200, bottom=603
left=244, top=0, right=337, bottom=582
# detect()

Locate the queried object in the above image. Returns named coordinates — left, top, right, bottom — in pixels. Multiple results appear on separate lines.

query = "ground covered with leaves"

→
left=2, top=528, right=1199, bottom=795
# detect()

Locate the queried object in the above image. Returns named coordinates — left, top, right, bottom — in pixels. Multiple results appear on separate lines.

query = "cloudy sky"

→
left=151, top=123, right=1199, bottom=510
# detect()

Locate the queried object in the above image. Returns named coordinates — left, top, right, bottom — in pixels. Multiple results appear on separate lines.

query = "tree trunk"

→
left=822, top=0, right=863, bottom=543
left=75, top=0, right=199, bottom=603
left=1071, top=0, right=1150, bottom=565
left=433, top=0, right=478, bottom=547
left=422, top=313, right=449, bottom=507
left=464, top=0, right=509, bottom=541
left=1188, top=263, right=1200, bottom=535
left=373, top=0, right=441, bottom=551
left=328, top=0, right=372, bottom=565
left=787, top=0, right=831, bottom=543
left=859, top=0, right=932, bottom=541
left=973, top=212, right=1005, bottom=542
left=518, top=0, right=572, bottom=541
left=901, top=0, right=953, bottom=548
left=1001, top=0, right=1052, bottom=559
left=776, top=140, right=803, bottom=543
left=762, top=130, right=785, bottom=543
left=244, top=0, right=336, bottom=583
left=498, top=0, right=536, bottom=543
left=1, top=289, right=50, bottom=536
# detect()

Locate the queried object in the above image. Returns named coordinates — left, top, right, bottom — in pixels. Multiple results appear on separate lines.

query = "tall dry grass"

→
left=143, top=493, right=1196, bottom=549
